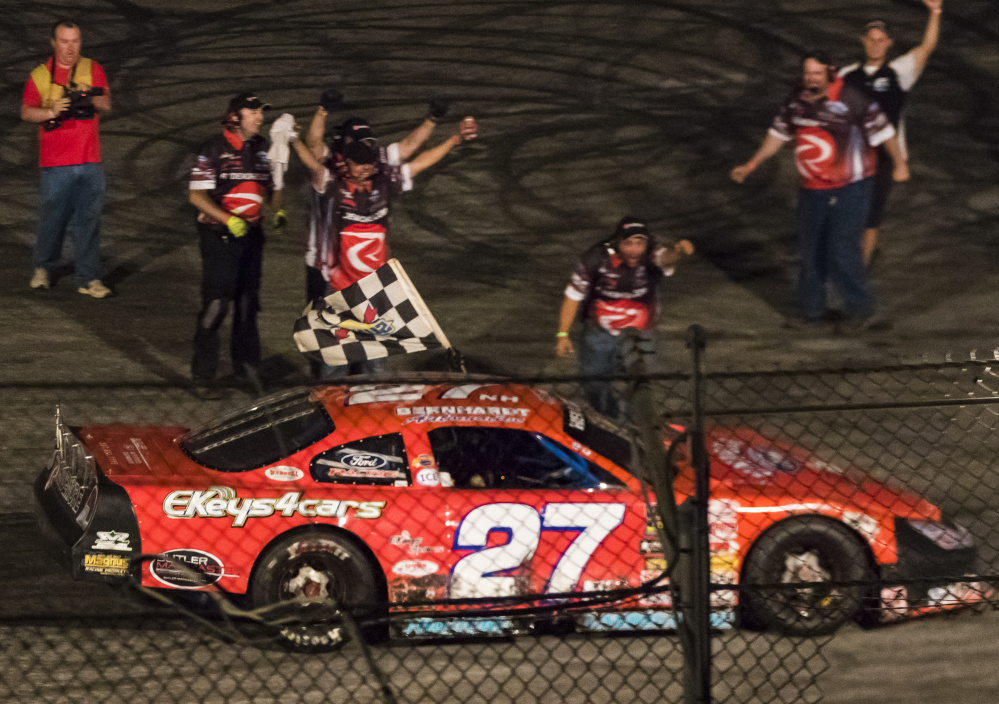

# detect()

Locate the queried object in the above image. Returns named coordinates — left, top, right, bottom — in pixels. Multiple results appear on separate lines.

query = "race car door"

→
left=427, top=425, right=645, bottom=600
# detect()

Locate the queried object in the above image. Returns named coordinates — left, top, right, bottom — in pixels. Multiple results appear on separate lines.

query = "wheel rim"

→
left=777, top=549, right=842, bottom=620
left=277, top=554, right=346, bottom=605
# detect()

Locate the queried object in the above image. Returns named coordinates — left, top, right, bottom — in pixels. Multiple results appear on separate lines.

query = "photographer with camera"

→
left=21, top=19, right=112, bottom=298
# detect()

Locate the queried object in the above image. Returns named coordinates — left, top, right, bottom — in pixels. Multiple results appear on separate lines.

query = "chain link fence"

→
left=2, top=337, right=998, bottom=703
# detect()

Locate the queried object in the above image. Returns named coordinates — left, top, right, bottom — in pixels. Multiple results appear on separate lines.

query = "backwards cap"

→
left=863, top=19, right=891, bottom=36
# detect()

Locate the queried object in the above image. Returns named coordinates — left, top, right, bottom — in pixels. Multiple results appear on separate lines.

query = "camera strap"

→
left=32, top=56, right=93, bottom=107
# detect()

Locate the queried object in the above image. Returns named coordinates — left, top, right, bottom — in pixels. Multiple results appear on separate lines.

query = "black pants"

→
left=191, top=223, right=264, bottom=381
left=865, top=146, right=895, bottom=229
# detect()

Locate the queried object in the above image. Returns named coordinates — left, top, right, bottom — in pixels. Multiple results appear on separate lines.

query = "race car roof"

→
left=314, top=381, right=562, bottom=432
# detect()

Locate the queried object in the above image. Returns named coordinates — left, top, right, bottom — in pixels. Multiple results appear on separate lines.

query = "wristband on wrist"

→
left=556, top=332, right=569, bottom=338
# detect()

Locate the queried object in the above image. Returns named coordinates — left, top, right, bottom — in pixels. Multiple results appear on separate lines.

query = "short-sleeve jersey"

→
left=22, top=58, right=107, bottom=167
left=769, top=78, right=895, bottom=190
left=189, top=130, right=273, bottom=224
left=839, top=51, right=921, bottom=157
left=307, top=143, right=413, bottom=291
left=565, top=243, right=668, bottom=334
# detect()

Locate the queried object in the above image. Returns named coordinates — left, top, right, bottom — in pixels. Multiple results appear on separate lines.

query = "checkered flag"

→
left=293, top=259, right=451, bottom=367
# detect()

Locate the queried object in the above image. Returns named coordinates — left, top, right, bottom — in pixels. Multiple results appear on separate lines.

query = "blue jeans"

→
left=578, top=325, right=655, bottom=419
left=35, top=163, right=106, bottom=285
left=795, top=178, right=875, bottom=321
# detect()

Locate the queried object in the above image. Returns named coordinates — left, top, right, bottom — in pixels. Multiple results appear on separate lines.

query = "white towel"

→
left=268, top=112, right=296, bottom=190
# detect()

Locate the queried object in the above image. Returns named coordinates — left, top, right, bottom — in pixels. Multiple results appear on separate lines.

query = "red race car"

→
left=35, top=380, right=987, bottom=648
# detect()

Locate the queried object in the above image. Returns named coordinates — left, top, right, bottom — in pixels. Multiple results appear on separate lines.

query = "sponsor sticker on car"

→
left=396, top=405, right=529, bottom=425
left=162, top=487, right=387, bottom=527
left=91, top=530, right=131, bottom=552
left=415, top=468, right=440, bottom=487
left=83, top=553, right=131, bottom=577
left=389, top=530, right=445, bottom=554
left=150, top=549, right=227, bottom=589
left=392, top=559, right=440, bottom=578
left=265, top=466, right=305, bottom=482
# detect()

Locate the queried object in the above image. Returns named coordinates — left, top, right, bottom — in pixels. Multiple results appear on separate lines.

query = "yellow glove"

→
left=226, top=216, right=248, bottom=238
left=273, top=209, right=287, bottom=229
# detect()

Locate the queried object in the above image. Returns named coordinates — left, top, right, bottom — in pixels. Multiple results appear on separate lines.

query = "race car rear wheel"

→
left=250, top=531, right=382, bottom=652
left=739, top=516, right=875, bottom=636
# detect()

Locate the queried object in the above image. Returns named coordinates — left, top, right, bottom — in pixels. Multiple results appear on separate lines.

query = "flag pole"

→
left=388, top=259, right=453, bottom=349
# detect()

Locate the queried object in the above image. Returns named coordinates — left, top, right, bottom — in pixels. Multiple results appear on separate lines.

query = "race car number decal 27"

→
left=450, top=502, right=626, bottom=598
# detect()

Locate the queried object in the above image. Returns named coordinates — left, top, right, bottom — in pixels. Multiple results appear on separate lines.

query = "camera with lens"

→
left=42, top=85, right=105, bottom=131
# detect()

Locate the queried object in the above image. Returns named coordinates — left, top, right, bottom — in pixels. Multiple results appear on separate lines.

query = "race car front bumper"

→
left=878, top=516, right=988, bottom=618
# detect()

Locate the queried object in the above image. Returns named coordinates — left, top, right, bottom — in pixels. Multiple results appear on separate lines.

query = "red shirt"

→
left=22, top=59, right=107, bottom=168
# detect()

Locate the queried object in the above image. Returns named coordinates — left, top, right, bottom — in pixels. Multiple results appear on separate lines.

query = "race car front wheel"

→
left=250, top=530, right=382, bottom=652
left=739, top=516, right=875, bottom=636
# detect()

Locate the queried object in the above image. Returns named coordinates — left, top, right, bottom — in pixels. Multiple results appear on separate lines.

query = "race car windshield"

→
left=180, top=389, right=334, bottom=471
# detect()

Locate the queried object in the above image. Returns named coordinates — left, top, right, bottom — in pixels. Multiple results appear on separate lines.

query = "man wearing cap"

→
left=731, top=52, right=909, bottom=332
left=556, top=217, right=694, bottom=418
left=839, top=0, right=943, bottom=266
left=21, top=19, right=113, bottom=298
left=297, top=91, right=455, bottom=306
left=187, top=92, right=276, bottom=385
left=288, top=98, right=477, bottom=376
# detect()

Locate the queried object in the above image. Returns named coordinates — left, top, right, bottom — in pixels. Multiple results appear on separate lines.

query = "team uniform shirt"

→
left=565, top=243, right=672, bottom=335
left=839, top=51, right=920, bottom=158
left=22, top=58, right=107, bottom=167
left=189, top=130, right=273, bottom=225
left=307, top=142, right=413, bottom=291
left=768, top=78, right=895, bottom=190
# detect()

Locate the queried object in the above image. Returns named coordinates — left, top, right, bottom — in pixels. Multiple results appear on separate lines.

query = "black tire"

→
left=250, top=531, right=381, bottom=652
left=739, top=516, right=875, bottom=636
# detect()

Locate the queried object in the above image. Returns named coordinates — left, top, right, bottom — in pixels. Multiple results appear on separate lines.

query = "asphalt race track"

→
left=1, top=1, right=998, bottom=702
left=1, top=0, right=998, bottom=383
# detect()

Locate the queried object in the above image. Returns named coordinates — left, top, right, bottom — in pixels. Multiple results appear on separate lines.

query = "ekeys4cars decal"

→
left=163, top=487, right=385, bottom=527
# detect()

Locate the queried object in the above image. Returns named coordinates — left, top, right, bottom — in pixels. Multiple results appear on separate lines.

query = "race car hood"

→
left=703, top=426, right=939, bottom=520
left=77, top=426, right=194, bottom=480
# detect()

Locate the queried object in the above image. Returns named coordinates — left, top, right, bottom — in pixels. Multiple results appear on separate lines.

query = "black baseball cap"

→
left=343, top=140, right=377, bottom=165
left=339, top=117, right=374, bottom=143
left=615, top=217, right=650, bottom=241
left=228, top=93, right=271, bottom=112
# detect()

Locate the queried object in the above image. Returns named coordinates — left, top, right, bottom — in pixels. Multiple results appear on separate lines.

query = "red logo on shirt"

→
left=222, top=182, right=266, bottom=221
left=794, top=127, right=836, bottom=182
left=592, top=299, right=651, bottom=333
left=330, top=223, right=387, bottom=290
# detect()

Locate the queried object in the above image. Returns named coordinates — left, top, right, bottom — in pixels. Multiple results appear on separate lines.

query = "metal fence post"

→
left=682, top=324, right=712, bottom=704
